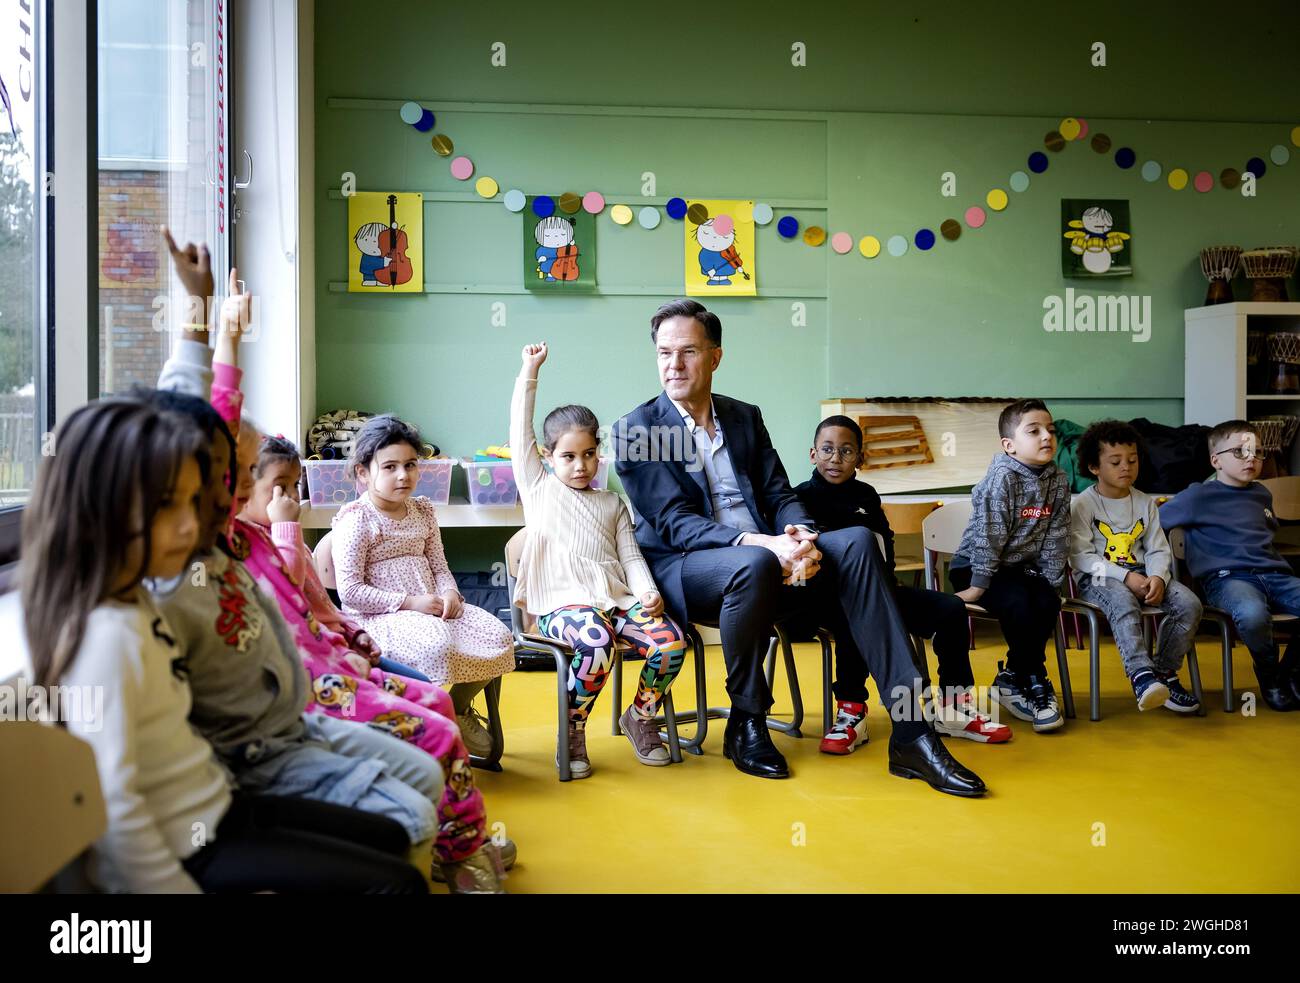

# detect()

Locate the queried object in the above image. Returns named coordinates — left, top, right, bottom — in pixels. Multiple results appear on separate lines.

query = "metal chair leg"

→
left=553, top=647, right=572, bottom=781
left=653, top=626, right=711, bottom=755
left=1078, top=607, right=1101, bottom=722
left=1054, top=621, right=1076, bottom=719
left=468, top=676, right=505, bottom=772
left=1220, top=619, right=1235, bottom=712
left=611, top=648, right=623, bottom=736
left=662, top=690, right=683, bottom=763
left=1187, top=642, right=1206, bottom=717
left=778, top=629, right=804, bottom=736
left=819, top=628, right=835, bottom=736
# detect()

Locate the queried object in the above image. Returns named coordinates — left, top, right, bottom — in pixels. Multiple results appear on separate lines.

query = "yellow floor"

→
left=473, top=629, right=1300, bottom=893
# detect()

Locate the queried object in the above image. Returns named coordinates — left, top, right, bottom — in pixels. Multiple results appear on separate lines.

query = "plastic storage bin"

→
left=306, top=458, right=456, bottom=507
left=463, top=459, right=519, bottom=507
left=304, top=459, right=356, bottom=506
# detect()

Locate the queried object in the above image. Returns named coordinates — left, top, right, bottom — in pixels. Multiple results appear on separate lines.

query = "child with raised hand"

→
left=511, top=342, right=688, bottom=779
left=0, top=399, right=427, bottom=894
left=1070, top=420, right=1202, bottom=713
left=332, top=414, right=516, bottom=758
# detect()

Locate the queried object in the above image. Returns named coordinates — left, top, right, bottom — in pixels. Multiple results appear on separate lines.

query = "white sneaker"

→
left=932, top=691, right=1013, bottom=744
left=457, top=705, right=494, bottom=758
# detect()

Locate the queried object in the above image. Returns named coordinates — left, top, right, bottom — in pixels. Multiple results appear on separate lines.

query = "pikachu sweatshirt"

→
left=1068, top=485, right=1172, bottom=585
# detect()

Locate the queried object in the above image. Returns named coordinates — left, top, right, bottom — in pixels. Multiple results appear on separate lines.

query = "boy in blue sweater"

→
left=1158, top=420, right=1300, bottom=711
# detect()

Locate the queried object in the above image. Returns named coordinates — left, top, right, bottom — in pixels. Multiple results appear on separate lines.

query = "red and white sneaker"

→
left=819, top=700, right=869, bottom=755
left=933, top=691, right=1012, bottom=744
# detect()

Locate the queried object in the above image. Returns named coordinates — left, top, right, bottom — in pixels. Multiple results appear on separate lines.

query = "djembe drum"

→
left=1199, top=245, right=1241, bottom=305
left=1266, top=332, right=1300, bottom=394
left=1242, top=246, right=1298, bottom=302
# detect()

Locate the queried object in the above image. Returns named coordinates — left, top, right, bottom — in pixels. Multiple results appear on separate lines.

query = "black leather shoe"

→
left=723, top=711, right=790, bottom=779
left=1260, top=681, right=1300, bottom=712
left=888, top=729, right=986, bottom=797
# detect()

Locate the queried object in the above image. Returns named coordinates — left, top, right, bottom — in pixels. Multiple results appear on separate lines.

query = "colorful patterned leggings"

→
left=537, top=603, right=687, bottom=726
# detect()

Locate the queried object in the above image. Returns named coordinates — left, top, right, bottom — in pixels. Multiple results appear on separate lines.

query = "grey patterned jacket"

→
left=952, top=452, right=1072, bottom=589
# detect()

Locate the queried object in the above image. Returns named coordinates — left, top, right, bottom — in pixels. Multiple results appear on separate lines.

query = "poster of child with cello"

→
left=347, top=191, right=423, bottom=292
left=522, top=197, right=597, bottom=292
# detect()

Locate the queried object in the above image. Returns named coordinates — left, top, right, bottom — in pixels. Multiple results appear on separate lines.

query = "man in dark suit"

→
left=612, top=299, right=985, bottom=796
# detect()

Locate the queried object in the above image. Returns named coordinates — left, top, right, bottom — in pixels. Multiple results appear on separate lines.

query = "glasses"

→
left=1213, top=445, right=1260, bottom=461
left=656, top=346, right=715, bottom=363
left=816, top=444, right=859, bottom=461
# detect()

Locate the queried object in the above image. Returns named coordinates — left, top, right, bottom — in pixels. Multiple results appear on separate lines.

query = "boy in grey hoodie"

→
left=949, top=400, right=1071, bottom=732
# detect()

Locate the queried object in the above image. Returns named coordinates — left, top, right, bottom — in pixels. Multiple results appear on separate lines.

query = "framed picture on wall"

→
left=1061, top=198, right=1133, bottom=277
left=684, top=199, right=756, bottom=297
left=523, top=199, right=597, bottom=292
left=347, top=191, right=423, bottom=293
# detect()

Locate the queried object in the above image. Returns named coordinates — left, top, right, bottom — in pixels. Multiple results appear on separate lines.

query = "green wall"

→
left=313, top=1, right=1300, bottom=563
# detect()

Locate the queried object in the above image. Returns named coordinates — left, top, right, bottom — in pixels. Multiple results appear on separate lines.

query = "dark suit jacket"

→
left=612, top=390, right=814, bottom=625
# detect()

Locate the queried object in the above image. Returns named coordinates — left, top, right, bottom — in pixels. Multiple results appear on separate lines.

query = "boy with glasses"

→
left=1159, top=420, right=1300, bottom=711
left=795, top=416, right=1012, bottom=753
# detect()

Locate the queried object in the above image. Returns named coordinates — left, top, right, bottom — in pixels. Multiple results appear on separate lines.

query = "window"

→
left=0, top=0, right=44, bottom=513
left=96, top=0, right=229, bottom=398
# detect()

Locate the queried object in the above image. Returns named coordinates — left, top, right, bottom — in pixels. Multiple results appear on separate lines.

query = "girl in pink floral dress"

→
left=332, top=415, right=515, bottom=756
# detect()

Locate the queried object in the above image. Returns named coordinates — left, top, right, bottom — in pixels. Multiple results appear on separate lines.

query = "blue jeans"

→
left=1077, top=575, right=1202, bottom=677
left=1201, top=571, right=1300, bottom=669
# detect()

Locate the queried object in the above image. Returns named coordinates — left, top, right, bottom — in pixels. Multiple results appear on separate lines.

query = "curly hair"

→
left=1075, top=419, right=1143, bottom=476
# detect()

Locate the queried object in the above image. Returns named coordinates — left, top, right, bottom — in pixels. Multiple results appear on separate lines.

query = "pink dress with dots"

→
left=332, top=494, right=516, bottom=686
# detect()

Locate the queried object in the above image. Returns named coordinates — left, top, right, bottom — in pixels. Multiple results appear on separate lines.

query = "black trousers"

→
left=833, top=584, right=974, bottom=701
left=679, top=526, right=923, bottom=725
left=948, top=564, right=1060, bottom=678
left=181, top=793, right=428, bottom=894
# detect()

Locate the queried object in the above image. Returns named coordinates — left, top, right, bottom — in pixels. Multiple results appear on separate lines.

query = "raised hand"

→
left=162, top=226, right=213, bottom=329
left=521, top=342, right=548, bottom=377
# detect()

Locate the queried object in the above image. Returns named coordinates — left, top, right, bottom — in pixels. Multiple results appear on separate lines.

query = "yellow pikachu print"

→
left=1096, top=519, right=1145, bottom=566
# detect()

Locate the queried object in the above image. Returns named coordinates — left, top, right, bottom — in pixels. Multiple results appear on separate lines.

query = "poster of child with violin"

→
left=347, top=191, right=423, bottom=292
left=522, top=198, right=597, bottom=292
left=684, top=199, right=756, bottom=297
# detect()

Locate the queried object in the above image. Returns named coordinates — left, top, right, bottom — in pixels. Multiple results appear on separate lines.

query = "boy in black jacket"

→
left=795, top=416, right=1012, bottom=752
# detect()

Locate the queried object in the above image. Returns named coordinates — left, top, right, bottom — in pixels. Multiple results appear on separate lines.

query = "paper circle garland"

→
left=1010, top=171, right=1030, bottom=192
left=915, top=228, right=936, bottom=250
left=1027, top=153, right=1048, bottom=174
left=940, top=219, right=961, bottom=241
left=1293, top=126, right=1300, bottom=148
left=582, top=191, right=605, bottom=214
left=430, top=134, right=454, bottom=156
left=830, top=232, right=853, bottom=254
left=1075, top=118, right=1089, bottom=140
left=1044, top=131, right=1065, bottom=152
left=638, top=207, right=661, bottom=229
left=803, top=226, right=826, bottom=247
left=475, top=176, right=498, bottom=198
left=610, top=204, right=634, bottom=225
left=1270, top=145, right=1290, bottom=166
left=1246, top=157, right=1267, bottom=178
left=503, top=189, right=526, bottom=212
left=1220, top=168, right=1241, bottom=189
left=666, top=197, right=688, bottom=220
left=558, top=192, right=582, bottom=214
left=532, top=195, right=556, bottom=217
left=753, top=203, right=774, bottom=225
left=399, top=102, right=423, bottom=125
left=777, top=216, right=799, bottom=238
left=1059, top=117, right=1081, bottom=141
left=986, top=188, right=1008, bottom=211
left=686, top=203, right=709, bottom=224
left=1091, top=133, right=1112, bottom=154
left=449, top=156, right=474, bottom=180
left=712, top=214, right=735, bottom=236
left=859, top=235, right=881, bottom=258
left=1168, top=168, right=1189, bottom=190
left=1114, top=147, right=1136, bottom=169
left=964, top=206, right=986, bottom=228
left=886, top=235, right=908, bottom=257
left=1193, top=171, right=1213, bottom=193
left=1141, top=160, right=1162, bottom=182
